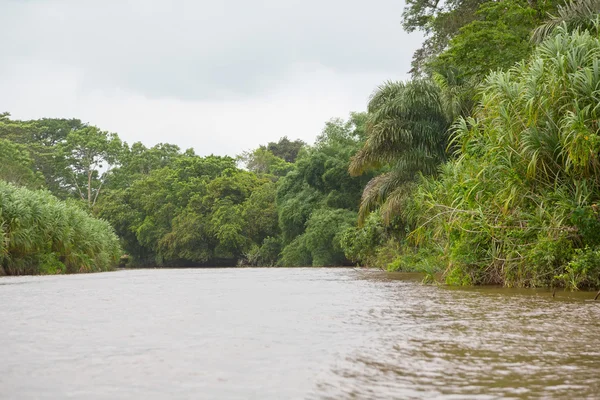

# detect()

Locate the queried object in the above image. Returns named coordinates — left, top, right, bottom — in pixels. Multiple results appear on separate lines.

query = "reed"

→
left=0, top=180, right=121, bottom=275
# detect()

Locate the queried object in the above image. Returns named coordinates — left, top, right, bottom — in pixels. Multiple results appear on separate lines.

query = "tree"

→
left=242, top=181, right=280, bottom=244
left=0, top=139, right=43, bottom=189
left=0, top=115, right=85, bottom=198
left=266, top=137, right=305, bottom=163
left=238, top=147, right=293, bottom=177
left=96, top=150, right=277, bottom=266
left=349, top=80, right=451, bottom=223
left=403, top=0, right=562, bottom=76
left=402, top=0, right=489, bottom=75
left=59, top=126, right=123, bottom=207
left=432, top=0, right=550, bottom=80
left=276, top=114, right=371, bottom=266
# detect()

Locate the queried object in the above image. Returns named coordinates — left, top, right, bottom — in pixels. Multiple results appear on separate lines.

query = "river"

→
left=1, top=268, right=599, bottom=399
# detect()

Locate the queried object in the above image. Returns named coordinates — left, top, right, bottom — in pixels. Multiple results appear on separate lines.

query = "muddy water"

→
left=1, top=268, right=599, bottom=399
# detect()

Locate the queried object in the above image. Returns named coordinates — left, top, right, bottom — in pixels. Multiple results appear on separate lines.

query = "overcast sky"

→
left=0, top=0, right=422, bottom=156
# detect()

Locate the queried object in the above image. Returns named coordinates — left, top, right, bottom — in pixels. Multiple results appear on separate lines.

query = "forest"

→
left=2, top=0, right=600, bottom=289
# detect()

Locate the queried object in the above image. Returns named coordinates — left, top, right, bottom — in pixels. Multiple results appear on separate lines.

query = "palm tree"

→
left=349, top=80, right=451, bottom=223
left=532, top=0, right=600, bottom=43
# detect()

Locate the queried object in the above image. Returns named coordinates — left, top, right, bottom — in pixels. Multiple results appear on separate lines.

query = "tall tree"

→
left=402, top=0, right=488, bottom=75
left=0, top=139, right=43, bottom=188
left=349, top=80, right=451, bottom=223
left=276, top=113, right=371, bottom=266
left=0, top=114, right=86, bottom=198
left=59, top=126, right=123, bottom=207
left=237, top=147, right=293, bottom=177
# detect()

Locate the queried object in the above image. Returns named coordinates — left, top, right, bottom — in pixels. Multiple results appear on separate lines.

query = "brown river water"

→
left=1, top=268, right=600, bottom=399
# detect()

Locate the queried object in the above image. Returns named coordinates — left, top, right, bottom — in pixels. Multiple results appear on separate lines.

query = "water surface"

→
left=1, top=268, right=599, bottom=399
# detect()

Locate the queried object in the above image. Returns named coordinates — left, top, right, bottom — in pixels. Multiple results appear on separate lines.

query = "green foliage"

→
left=0, top=115, right=84, bottom=199
left=387, top=245, right=445, bottom=283
left=257, top=237, right=283, bottom=266
left=0, top=180, right=120, bottom=275
left=571, top=206, right=600, bottom=246
left=238, top=147, right=293, bottom=177
left=280, top=235, right=312, bottom=267
left=403, top=0, right=561, bottom=76
left=243, top=236, right=283, bottom=267
left=557, top=246, right=600, bottom=289
left=278, top=185, right=323, bottom=242
left=97, top=149, right=278, bottom=266
left=408, top=26, right=600, bottom=288
left=303, top=208, right=357, bottom=266
left=276, top=114, right=372, bottom=266
left=432, top=0, right=550, bottom=80
left=59, top=126, right=124, bottom=207
left=266, top=137, right=305, bottom=163
left=0, top=139, right=44, bottom=188
left=340, top=212, right=386, bottom=265
left=402, top=0, right=488, bottom=75
left=533, top=0, right=600, bottom=42
left=242, top=181, right=280, bottom=244
left=350, top=80, right=451, bottom=224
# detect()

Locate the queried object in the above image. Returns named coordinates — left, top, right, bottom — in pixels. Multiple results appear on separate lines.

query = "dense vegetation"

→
left=3, top=0, right=600, bottom=289
left=0, top=181, right=120, bottom=275
left=0, top=113, right=371, bottom=270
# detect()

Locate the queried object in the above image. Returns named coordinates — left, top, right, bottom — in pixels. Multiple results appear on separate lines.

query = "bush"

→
left=0, top=180, right=121, bottom=275
left=241, top=236, right=282, bottom=267
left=557, top=247, right=600, bottom=290
left=407, top=26, right=600, bottom=288
left=340, top=212, right=386, bottom=266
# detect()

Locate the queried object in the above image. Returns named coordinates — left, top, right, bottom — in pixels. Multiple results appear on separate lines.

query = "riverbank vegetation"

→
left=2, top=0, right=600, bottom=288
left=0, top=181, right=120, bottom=275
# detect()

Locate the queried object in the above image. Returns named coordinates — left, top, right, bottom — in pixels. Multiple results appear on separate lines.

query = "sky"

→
left=0, top=0, right=423, bottom=156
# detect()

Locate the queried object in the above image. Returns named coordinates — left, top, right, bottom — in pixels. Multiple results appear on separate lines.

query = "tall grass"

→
left=0, top=180, right=121, bottom=275
left=407, top=25, right=600, bottom=288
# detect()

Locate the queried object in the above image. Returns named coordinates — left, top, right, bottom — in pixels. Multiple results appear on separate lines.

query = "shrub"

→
left=0, top=180, right=121, bottom=275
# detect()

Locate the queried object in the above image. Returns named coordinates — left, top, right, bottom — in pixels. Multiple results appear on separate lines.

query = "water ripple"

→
left=1, top=268, right=599, bottom=399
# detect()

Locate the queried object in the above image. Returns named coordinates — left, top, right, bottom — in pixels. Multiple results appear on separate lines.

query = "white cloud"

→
left=0, top=0, right=423, bottom=155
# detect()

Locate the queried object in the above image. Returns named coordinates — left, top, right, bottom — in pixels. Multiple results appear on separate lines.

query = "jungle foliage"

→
left=0, top=181, right=120, bottom=275
left=4, top=1, right=600, bottom=289
left=407, top=24, right=600, bottom=288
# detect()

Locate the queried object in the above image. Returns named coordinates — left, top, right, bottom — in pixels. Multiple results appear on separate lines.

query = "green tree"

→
left=242, top=181, right=280, bottom=244
left=276, top=113, right=371, bottom=266
left=96, top=151, right=276, bottom=266
left=349, top=80, right=451, bottom=223
left=59, top=126, right=123, bottom=207
left=0, top=115, right=85, bottom=197
left=410, top=25, right=600, bottom=288
left=0, top=139, right=43, bottom=188
left=402, top=0, right=489, bottom=75
left=266, top=136, right=305, bottom=163
left=432, top=0, right=557, bottom=80
left=403, top=0, right=561, bottom=76
left=238, top=147, right=293, bottom=177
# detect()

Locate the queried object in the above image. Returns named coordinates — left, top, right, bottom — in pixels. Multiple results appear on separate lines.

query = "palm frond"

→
left=532, top=0, right=600, bottom=43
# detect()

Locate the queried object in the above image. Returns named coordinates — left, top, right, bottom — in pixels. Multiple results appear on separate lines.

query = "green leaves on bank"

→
left=0, top=181, right=120, bottom=275
left=408, top=25, right=600, bottom=288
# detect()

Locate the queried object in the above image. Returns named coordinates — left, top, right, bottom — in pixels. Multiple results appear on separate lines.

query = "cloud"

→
left=0, top=0, right=423, bottom=155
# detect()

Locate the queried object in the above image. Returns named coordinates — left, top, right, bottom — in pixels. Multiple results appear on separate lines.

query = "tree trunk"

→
left=88, top=169, right=92, bottom=207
